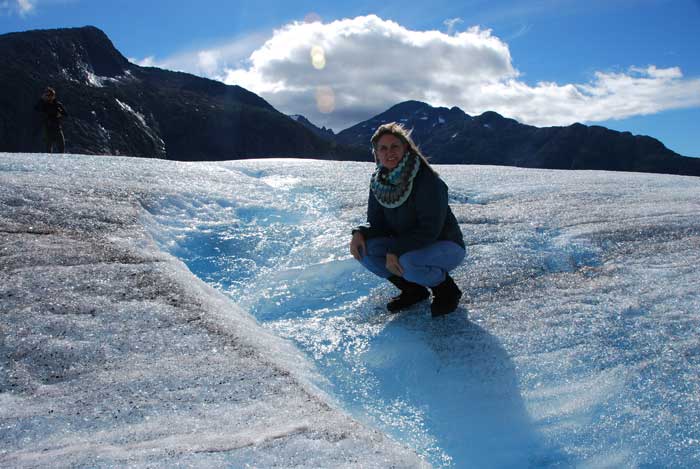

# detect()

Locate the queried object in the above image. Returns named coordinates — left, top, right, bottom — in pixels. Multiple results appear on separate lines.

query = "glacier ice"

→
left=2, top=153, right=700, bottom=468
left=0, top=154, right=426, bottom=468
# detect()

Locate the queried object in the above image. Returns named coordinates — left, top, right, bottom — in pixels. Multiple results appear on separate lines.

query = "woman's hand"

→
left=385, top=253, right=404, bottom=277
left=350, top=232, right=366, bottom=260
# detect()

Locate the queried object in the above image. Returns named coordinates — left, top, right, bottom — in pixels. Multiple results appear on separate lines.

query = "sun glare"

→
left=310, top=45, right=326, bottom=70
left=315, top=86, right=335, bottom=113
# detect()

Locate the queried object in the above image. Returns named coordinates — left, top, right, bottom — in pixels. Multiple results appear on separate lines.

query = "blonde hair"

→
left=370, top=122, right=436, bottom=174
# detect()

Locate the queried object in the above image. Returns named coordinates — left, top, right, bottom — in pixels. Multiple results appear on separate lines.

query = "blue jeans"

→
left=358, top=237, right=466, bottom=287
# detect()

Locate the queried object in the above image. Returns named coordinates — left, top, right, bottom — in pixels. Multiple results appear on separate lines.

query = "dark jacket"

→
left=34, top=100, right=67, bottom=130
left=354, top=162, right=465, bottom=256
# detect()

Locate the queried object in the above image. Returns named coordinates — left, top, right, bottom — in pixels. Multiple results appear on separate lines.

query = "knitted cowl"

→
left=370, top=151, right=421, bottom=208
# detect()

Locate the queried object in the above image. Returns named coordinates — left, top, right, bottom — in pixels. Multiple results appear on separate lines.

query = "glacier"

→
left=1, top=153, right=700, bottom=468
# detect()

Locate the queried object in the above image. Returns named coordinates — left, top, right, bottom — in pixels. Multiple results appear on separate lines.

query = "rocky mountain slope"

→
left=334, top=101, right=700, bottom=176
left=0, top=26, right=361, bottom=160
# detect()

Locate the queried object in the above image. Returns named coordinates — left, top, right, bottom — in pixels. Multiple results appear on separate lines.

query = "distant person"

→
left=350, top=122, right=466, bottom=317
left=34, top=87, right=67, bottom=153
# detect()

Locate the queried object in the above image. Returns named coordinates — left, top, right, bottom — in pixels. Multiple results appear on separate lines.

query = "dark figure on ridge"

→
left=34, top=87, right=67, bottom=153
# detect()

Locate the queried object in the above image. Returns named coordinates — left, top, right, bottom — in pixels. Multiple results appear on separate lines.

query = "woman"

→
left=350, top=122, right=466, bottom=316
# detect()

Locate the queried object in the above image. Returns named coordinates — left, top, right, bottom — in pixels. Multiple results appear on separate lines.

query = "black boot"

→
left=430, top=274, right=462, bottom=317
left=386, top=276, right=430, bottom=312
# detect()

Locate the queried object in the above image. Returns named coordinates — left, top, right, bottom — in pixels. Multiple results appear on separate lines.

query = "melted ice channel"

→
left=143, top=158, right=700, bottom=468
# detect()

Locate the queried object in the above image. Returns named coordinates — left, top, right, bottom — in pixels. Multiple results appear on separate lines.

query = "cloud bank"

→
left=139, top=15, right=700, bottom=132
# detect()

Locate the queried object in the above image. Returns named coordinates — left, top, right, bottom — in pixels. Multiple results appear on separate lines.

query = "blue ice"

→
left=147, top=159, right=700, bottom=468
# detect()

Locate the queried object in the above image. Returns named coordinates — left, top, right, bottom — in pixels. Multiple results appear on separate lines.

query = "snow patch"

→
left=115, top=99, right=166, bottom=154
left=115, top=99, right=148, bottom=128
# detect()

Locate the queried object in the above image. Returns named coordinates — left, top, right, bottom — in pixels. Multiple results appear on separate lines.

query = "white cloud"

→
left=196, top=50, right=221, bottom=76
left=129, top=31, right=269, bottom=83
left=147, top=14, right=700, bottom=132
left=1, top=0, right=34, bottom=15
left=468, top=66, right=700, bottom=126
left=17, top=0, right=33, bottom=14
left=129, top=55, right=156, bottom=67
left=220, top=15, right=516, bottom=129
left=443, top=17, right=463, bottom=35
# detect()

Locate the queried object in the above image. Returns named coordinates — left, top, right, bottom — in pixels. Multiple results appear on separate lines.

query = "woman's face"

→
left=375, top=134, right=408, bottom=170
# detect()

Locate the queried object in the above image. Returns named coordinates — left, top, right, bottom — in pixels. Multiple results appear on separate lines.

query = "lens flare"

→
left=310, top=45, right=326, bottom=70
left=315, top=86, right=335, bottom=114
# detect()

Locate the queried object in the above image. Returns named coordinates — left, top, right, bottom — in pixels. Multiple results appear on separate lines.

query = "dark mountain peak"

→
left=1, top=25, right=130, bottom=79
left=290, top=114, right=317, bottom=128
left=449, top=106, right=470, bottom=118
left=74, top=26, right=130, bottom=77
left=289, top=114, right=335, bottom=141
left=335, top=100, right=470, bottom=147
left=385, top=100, right=431, bottom=114
left=336, top=101, right=699, bottom=176
left=475, top=110, right=529, bottom=132
left=387, top=101, right=467, bottom=121
left=478, top=110, right=504, bottom=121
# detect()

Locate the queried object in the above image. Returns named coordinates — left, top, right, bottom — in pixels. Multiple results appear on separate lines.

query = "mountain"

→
left=0, top=26, right=364, bottom=160
left=2, top=27, right=696, bottom=176
left=336, top=101, right=700, bottom=177
left=289, top=114, right=336, bottom=142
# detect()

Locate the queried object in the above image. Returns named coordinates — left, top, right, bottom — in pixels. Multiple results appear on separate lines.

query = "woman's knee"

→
left=359, top=254, right=391, bottom=278
left=398, top=242, right=466, bottom=272
left=398, top=250, right=422, bottom=272
left=365, top=237, right=392, bottom=256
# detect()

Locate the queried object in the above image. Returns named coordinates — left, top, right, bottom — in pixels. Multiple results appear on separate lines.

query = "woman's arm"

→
left=352, top=188, right=391, bottom=239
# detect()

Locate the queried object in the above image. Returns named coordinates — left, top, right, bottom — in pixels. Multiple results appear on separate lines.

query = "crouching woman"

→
left=350, top=122, right=466, bottom=316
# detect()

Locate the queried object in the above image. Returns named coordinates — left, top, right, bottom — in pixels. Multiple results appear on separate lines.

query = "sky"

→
left=1, top=0, right=699, bottom=156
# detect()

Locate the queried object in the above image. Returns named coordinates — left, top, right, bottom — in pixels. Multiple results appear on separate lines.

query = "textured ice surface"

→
left=2, top=154, right=700, bottom=468
left=0, top=154, right=425, bottom=468
left=142, top=158, right=700, bottom=468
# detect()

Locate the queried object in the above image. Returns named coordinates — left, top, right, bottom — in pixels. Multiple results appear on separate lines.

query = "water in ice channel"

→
left=145, top=158, right=700, bottom=468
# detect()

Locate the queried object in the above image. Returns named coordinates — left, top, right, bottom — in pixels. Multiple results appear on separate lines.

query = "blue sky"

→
left=2, top=0, right=699, bottom=156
